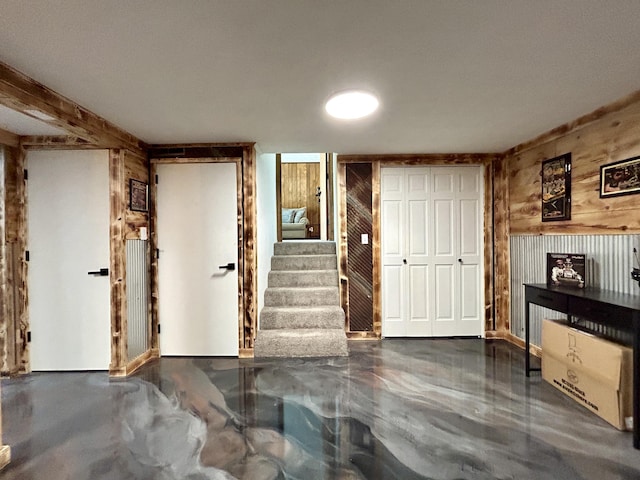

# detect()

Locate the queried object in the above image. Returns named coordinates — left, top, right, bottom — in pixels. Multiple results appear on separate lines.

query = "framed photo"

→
left=547, top=253, right=586, bottom=289
left=129, top=179, right=148, bottom=212
left=600, top=155, right=640, bottom=198
left=541, top=153, right=571, bottom=222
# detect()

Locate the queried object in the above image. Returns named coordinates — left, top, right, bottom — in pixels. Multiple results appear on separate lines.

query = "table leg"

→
left=525, top=300, right=531, bottom=377
left=633, top=315, right=639, bottom=449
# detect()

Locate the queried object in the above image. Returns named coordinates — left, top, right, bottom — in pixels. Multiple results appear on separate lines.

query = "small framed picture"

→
left=547, top=253, right=586, bottom=289
left=129, top=179, right=148, bottom=212
left=600, top=155, right=640, bottom=198
left=541, top=153, right=571, bottom=222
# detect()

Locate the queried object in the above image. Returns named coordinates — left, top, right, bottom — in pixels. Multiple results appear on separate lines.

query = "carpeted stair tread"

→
left=271, top=254, right=337, bottom=271
left=260, top=305, right=345, bottom=330
left=264, top=286, right=339, bottom=307
left=268, top=269, right=338, bottom=287
left=274, top=241, right=336, bottom=256
left=253, top=329, right=348, bottom=357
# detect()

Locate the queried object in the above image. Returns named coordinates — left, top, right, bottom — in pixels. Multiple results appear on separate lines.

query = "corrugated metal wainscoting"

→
left=510, top=234, right=640, bottom=346
left=126, top=239, right=149, bottom=360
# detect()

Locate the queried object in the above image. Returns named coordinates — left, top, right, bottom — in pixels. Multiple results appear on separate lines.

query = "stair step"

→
left=254, top=329, right=348, bottom=357
left=274, top=241, right=336, bottom=256
left=264, top=287, right=339, bottom=307
left=260, top=306, right=345, bottom=330
left=268, top=269, right=338, bottom=287
left=271, top=254, right=337, bottom=271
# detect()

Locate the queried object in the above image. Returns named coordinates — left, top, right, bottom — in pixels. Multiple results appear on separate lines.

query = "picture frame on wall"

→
left=541, top=153, right=571, bottom=222
left=129, top=179, right=148, bottom=212
left=600, top=155, right=640, bottom=198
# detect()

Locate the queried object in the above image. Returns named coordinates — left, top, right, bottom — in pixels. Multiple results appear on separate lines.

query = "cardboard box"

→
left=541, top=319, right=632, bottom=430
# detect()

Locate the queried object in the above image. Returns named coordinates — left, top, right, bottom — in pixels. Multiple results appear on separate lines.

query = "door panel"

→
left=382, top=265, right=404, bottom=336
left=460, top=199, right=480, bottom=256
left=157, top=162, right=239, bottom=356
left=28, top=150, right=110, bottom=370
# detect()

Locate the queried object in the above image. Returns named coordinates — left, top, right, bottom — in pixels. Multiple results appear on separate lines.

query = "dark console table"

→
left=524, top=283, right=640, bottom=449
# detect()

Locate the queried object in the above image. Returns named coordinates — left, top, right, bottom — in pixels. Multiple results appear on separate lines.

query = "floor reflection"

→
left=2, top=339, right=640, bottom=479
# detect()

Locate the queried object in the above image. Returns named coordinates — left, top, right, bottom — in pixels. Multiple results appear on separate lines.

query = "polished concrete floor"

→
left=2, top=339, right=640, bottom=479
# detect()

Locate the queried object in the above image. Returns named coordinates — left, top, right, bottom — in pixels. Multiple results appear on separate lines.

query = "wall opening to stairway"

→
left=276, top=153, right=336, bottom=242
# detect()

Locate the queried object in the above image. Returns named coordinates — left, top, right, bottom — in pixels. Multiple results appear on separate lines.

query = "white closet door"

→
left=157, top=162, right=239, bottom=356
left=28, top=150, right=111, bottom=370
left=455, top=167, right=483, bottom=336
left=381, top=165, right=483, bottom=338
left=381, top=168, right=405, bottom=336
left=404, top=168, right=430, bottom=336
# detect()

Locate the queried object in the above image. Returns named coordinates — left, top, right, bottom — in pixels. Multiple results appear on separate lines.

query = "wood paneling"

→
left=124, top=150, right=150, bottom=240
left=0, top=128, right=18, bottom=148
left=492, top=155, right=510, bottom=333
left=242, top=145, right=257, bottom=351
left=337, top=163, right=350, bottom=329
left=109, top=149, right=127, bottom=376
left=345, top=163, right=373, bottom=332
left=507, top=94, right=640, bottom=235
left=0, top=147, right=7, bottom=374
left=3, top=147, right=28, bottom=374
left=281, top=162, right=320, bottom=237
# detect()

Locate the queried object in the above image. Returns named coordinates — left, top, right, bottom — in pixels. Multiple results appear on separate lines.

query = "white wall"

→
left=256, top=150, right=277, bottom=325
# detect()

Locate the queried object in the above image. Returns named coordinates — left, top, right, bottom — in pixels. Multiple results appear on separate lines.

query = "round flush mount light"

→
left=325, top=90, right=379, bottom=119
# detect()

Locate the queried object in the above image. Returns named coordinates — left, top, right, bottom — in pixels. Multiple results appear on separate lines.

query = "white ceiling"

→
left=0, top=105, right=68, bottom=136
left=1, top=0, right=639, bottom=154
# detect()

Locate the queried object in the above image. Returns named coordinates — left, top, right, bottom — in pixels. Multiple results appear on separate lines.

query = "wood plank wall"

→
left=281, top=162, right=321, bottom=238
left=1, top=146, right=27, bottom=374
left=506, top=91, right=640, bottom=236
left=337, top=154, right=500, bottom=338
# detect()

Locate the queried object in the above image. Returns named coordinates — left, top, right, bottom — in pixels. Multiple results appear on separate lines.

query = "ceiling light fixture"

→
left=325, top=90, right=379, bottom=119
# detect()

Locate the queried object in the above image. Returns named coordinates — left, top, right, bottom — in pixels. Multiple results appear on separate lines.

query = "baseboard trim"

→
left=0, top=445, right=11, bottom=470
left=239, top=348, right=254, bottom=358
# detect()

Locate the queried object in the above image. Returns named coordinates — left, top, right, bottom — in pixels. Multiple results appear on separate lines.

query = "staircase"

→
left=254, top=241, right=349, bottom=357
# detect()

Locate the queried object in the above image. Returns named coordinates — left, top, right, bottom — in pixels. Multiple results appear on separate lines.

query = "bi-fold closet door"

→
left=381, top=166, right=483, bottom=338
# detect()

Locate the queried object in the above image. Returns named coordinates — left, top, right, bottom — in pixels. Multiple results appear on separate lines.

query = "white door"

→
left=28, top=150, right=111, bottom=370
left=381, top=167, right=430, bottom=336
left=157, top=162, right=239, bottom=356
left=381, top=166, right=483, bottom=337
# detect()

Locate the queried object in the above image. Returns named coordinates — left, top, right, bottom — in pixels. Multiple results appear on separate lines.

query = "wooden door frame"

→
left=150, top=150, right=257, bottom=358
left=275, top=152, right=334, bottom=242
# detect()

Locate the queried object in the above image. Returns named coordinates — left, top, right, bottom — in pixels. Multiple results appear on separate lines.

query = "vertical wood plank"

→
left=0, top=146, right=8, bottom=375
left=326, top=153, right=335, bottom=241
left=337, top=163, right=350, bottom=329
left=236, top=160, right=245, bottom=352
left=109, top=149, right=127, bottom=375
left=371, top=161, right=382, bottom=337
left=275, top=154, right=282, bottom=241
left=493, top=155, right=511, bottom=332
left=148, top=162, right=159, bottom=354
left=242, top=146, right=257, bottom=352
left=12, top=147, right=28, bottom=373
left=482, top=159, right=495, bottom=333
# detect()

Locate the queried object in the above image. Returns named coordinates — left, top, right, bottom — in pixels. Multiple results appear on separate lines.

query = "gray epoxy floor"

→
left=2, top=339, right=640, bottom=479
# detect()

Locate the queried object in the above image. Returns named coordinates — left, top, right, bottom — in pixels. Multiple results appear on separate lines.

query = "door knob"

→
left=88, top=268, right=109, bottom=276
left=218, top=262, right=235, bottom=271
left=458, top=259, right=463, bottom=263
left=403, top=259, right=407, bottom=264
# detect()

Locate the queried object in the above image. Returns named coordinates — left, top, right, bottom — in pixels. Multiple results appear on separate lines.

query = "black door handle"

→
left=218, top=262, right=235, bottom=271
left=88, top=268, right=109, bottom=276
